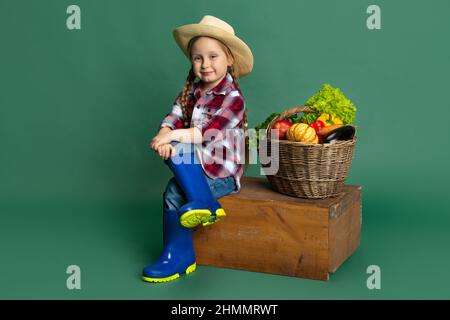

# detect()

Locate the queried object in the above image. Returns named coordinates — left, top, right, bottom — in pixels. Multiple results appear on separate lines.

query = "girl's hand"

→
left=150, top=131, right=173, bottom=151
left=157, top=144, right=176, bottom=160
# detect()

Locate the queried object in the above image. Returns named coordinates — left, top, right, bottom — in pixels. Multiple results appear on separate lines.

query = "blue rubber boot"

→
left=164, top=145, right=226, bottom=228
left=142, top=207, right=196, bottom=283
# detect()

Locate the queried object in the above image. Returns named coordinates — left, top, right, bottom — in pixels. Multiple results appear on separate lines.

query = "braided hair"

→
left=179, top=67, right=196, bottom=128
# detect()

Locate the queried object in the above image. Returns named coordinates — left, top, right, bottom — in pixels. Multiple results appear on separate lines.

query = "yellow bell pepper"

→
left=317, top=113, right=343, bottom=126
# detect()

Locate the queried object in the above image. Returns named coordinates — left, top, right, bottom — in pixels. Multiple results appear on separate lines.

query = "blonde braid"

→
left=229, top=66, right=250, bottom=172
left=180, top=68, right=196, bottom=128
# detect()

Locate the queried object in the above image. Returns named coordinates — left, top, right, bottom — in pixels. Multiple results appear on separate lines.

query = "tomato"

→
left=316, top=120, right=325, bottom=129
left=309, top=120, right=326, bottom=133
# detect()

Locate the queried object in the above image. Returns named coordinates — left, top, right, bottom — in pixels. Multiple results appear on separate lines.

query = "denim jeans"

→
left=163, top=142, right=237, bottom=211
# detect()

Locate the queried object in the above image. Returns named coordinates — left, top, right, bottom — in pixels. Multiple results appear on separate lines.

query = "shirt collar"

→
left=193, top=72, right=234, bottom=98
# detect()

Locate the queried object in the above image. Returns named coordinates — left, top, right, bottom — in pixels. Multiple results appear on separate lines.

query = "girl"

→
left=142, top=15, right=253, bottom=283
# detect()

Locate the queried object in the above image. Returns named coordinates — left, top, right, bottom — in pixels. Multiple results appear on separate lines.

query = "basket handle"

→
left=265, top=106, right=317, bottom=137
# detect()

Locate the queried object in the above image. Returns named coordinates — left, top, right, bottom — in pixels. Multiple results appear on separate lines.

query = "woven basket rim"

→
left=263, top=136, right=357, bottom=147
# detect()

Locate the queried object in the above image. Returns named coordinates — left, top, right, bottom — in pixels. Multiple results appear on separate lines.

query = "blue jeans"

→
left=163, top=142, right=237, bottom=211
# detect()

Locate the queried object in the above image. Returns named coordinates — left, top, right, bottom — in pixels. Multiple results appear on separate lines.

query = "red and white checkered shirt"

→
left=159, top=72, right=246, bottom=193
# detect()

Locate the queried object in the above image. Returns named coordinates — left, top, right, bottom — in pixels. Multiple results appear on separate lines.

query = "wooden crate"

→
left=193, top=176, right=362, bottom=281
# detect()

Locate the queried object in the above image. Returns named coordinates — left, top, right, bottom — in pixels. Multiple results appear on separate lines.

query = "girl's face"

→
left=190, top=37, right=233, bottom=91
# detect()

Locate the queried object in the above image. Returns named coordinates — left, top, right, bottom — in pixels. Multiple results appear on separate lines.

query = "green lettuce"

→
left=300, top=84, right=356, bottom=125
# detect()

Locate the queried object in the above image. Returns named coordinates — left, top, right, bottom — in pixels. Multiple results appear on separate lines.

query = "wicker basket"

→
left=260, top=106, right=357, bottom=199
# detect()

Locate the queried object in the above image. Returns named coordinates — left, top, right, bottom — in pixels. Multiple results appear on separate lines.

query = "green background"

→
left=1, top=0, right=449, bottom=299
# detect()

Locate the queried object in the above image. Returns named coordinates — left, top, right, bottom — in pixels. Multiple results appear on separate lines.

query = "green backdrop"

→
left=1, top=0, right=449, bottom=299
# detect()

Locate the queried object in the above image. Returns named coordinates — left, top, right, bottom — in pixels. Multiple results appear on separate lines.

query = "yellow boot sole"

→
left=179, top=209, right=212, bottom=228
left=202, top=208, right=227, bottom=226
left=142, top=262, right=196, bottom=283
left=180, top=208, right=227, bottom=228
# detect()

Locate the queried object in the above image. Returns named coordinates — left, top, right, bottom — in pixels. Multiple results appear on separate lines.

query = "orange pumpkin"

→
left=287, top=123, right=319, bottom=144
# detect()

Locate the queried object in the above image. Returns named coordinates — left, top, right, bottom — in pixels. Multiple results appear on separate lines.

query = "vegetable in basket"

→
left=323, top=125, right=356, bottom=143
left=300, top=84, right=356, bottom=125
left=308, top=120, right=325, bottom=132
left=254, top=112, right=301, bottom=147
left=271, top=120, right=293, bottom=140
left=317, top=113, right=343, bottom=126
left=287, top=123, right=318, bottom=144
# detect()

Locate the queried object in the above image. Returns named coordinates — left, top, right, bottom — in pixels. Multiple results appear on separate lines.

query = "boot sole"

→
left=180, top=209, right=226, bottom=228
left=202, top=208, right=227, bottom=226
left=142, top=262, right=196, bottom=283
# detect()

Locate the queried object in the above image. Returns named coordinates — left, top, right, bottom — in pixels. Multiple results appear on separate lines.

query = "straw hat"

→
left=173, top=15, right=254, bottom=78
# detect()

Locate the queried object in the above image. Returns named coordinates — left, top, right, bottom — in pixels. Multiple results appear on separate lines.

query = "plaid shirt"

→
left=159, top=72, right=246, bottom=193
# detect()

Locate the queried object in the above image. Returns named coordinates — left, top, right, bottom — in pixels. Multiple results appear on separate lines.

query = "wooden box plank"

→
left=193, top=176, right=362, bottom=281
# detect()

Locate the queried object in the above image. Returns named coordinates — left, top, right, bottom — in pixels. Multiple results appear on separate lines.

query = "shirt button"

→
left=197, top=105, right=200, bottom=109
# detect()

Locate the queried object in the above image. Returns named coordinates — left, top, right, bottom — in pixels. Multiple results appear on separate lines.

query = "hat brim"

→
left=173, top=24, right=254, bottom=78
